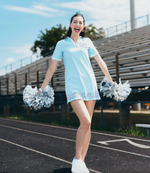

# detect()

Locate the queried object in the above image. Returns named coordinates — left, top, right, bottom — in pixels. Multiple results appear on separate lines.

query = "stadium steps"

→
left=0, top=25, right=150, bottom=96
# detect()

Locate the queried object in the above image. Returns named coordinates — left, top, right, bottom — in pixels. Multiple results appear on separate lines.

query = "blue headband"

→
left=70, top=11, right=85, bottom=24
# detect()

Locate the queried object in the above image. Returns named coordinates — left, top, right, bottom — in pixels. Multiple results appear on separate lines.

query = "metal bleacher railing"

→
left=0, top=51, right=53, bottom=76
left=104, top=14, right=150, bottom=38
left=0, top=13, right=150, bottom=77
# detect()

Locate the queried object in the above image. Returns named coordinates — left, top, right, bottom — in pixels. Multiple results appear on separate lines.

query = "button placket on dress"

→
left=68, top=37, right=81, bottom=47
left=66, top=37, right=100, bottom=103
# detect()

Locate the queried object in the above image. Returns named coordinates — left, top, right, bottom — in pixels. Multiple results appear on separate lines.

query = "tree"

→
left=31, top=24, right=105, bottom=57
left=97, top=27, right=106, bottom=39
left=86, top=24, right=106, bottom=40
left=86, top=24, right=97, bottom=41
left=31, top=24, right=67, bottom=57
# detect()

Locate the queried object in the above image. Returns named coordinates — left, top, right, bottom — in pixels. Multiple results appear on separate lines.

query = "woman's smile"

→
left=74, top=27, right=80, bottom=33
left=70, top=16, right=84, bottom=36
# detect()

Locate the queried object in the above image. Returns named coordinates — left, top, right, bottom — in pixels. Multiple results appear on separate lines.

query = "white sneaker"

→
left=71, top=157, right=90, bottom=173
left=82, top=161, right=90, bottom=173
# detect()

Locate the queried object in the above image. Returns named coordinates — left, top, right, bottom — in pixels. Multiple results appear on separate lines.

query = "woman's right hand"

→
left=37, top=90, right=41, bottom=95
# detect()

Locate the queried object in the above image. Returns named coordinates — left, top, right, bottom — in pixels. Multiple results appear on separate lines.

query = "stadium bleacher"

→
left=0, top=25, right=150, bottom=96
left=93, top=25, right=150, bottom=87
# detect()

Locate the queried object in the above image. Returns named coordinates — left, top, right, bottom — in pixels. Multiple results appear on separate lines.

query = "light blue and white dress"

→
left=52, top=36, right=101, bottom=104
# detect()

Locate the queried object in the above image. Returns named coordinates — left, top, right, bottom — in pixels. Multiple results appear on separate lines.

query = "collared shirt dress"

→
left=52, top=36, right=101, bottom=104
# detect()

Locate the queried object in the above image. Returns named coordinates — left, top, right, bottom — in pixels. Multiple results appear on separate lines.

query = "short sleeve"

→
left=52, top=41, right=63, bottom=61
left=87, top=38, right=99, bottom=58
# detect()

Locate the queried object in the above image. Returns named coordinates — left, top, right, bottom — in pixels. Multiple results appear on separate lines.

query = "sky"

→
left=0, top=0, right=150, bottom=74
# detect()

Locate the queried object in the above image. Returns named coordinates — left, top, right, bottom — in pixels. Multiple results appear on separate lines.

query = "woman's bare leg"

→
left=70, top=99, right=91, bottom=160
left=81, top=100, right=96, bottom=162
left=81, top=128, right=90, bottom=162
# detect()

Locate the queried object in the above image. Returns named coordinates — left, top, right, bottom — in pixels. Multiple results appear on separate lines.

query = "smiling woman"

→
left=66, top=11, right=86, bottom=38
left=37, top=11, right=113, bottom=173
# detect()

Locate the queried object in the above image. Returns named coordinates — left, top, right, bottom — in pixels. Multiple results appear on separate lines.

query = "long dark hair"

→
left=66, top=14, right=87, bottom=37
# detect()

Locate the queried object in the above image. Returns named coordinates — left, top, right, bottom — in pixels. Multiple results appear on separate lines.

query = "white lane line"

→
left=90, top=143, right=150, bottom=159
left=98, top=139, right=128, bottom=145
left=1, top=124, right=150, bottom=159
left=127, top=139, right=150, bottom=149
left=98, top=139, right=150, bottom=149
left=0, top=138, right=102, bottom=173
left=0, top=124, right=75, bottom=142
left=0, top=117, right=150, bottom=143
left=0, top=137, right=71, bottom=164
left=90, top=169, right=102, bottom=173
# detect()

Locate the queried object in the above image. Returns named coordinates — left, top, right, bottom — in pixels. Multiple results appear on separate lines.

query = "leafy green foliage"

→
left=86, top=24, right=106, bottom=40
left=31, top=23, right=105, bottom=57
left=31, top=24, right=67, bottom=57
left=115, top=126, right=147, bottom=137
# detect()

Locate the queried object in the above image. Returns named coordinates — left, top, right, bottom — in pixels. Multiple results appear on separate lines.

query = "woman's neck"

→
left=70, top=34, right=80, bottom=43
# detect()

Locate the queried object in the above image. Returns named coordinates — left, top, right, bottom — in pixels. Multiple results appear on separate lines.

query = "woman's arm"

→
left=93, top=54, right=113, bottom=83
left=40, top=60, right=59, bottom=90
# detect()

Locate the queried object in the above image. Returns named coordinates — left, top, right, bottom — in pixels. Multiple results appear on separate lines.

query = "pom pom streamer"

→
left=99, top=77, right=131, bottom=102
left=23, top=85, right=54, bottom=110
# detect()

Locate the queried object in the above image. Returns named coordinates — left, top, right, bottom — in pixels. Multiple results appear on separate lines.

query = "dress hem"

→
left=67, top=97, right=101, bottom=104
left=66, top=91, right=101, bottom=104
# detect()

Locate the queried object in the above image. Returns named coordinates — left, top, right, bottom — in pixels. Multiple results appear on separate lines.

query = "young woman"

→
left=38, top=11, right=113, bottom=173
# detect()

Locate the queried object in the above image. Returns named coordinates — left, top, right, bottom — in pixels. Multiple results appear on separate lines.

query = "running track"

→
left=0, top=117, right=150, bottom=173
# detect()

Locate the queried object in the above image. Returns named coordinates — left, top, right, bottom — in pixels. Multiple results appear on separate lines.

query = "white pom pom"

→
left=99, top=77, right=131, bottom=102
left=23, top=85, right=54, bottom=110
left=99, top=77, right=117, bottom=98
left=113, top=79, right=131, bottom=101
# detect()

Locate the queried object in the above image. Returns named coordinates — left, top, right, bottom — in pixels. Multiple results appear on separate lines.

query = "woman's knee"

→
left=80, top=118, right=91, bottom=129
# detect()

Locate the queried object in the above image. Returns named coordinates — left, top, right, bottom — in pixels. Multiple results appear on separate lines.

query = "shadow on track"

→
left=53, top=168, right=71, bottom=173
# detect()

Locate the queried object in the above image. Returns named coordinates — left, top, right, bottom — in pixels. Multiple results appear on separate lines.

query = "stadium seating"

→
left=92, top=25, right=150, bottom=87
left=0, top=25, right=150, bottom=95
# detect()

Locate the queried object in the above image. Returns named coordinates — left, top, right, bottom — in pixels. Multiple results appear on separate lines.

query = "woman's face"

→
left=70, top=15, right=85, bottom=36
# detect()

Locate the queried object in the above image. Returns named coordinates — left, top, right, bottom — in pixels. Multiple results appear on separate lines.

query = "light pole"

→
left=130, top=0, right=136, bottom=30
